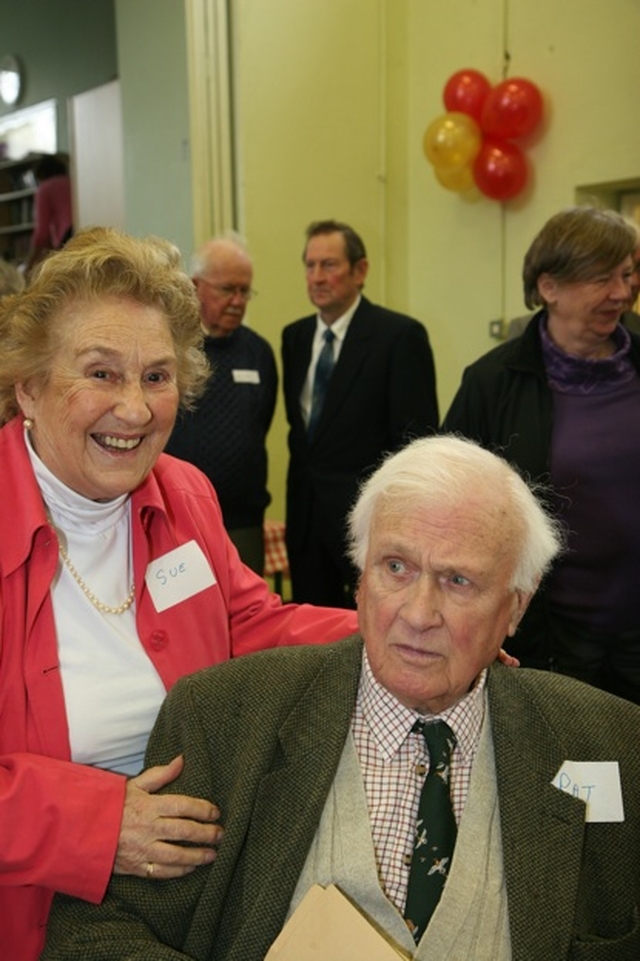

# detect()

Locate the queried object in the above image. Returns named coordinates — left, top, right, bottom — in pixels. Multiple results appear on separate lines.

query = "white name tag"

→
left=145, top=541, right=216, bottom=612
left=232, top=368, right=260, bottom=384
left=552, top=760, right=624, bottom=822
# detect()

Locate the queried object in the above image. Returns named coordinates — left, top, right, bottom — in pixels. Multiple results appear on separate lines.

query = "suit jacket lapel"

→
left=313, top=299, right=372, bottom=437
left=488, top=666, right=587, bottom=961
left=290, top=317, right=315, bottom=412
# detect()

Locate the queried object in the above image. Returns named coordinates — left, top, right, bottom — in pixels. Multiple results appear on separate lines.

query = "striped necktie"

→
left=307, top=327, right=335, bottom=439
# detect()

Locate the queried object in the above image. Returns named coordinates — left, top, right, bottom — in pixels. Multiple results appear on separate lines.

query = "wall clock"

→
left=0, top=55, right=23, bottom=106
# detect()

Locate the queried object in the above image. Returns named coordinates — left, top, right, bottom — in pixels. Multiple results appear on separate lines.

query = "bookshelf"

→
left=0, top=155, right=42, bottom=264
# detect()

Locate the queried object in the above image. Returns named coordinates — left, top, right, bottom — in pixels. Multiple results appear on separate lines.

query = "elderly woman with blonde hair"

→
left=0, top=257, right=24, bottom=298
left=0, top=227, right=356, bottom=960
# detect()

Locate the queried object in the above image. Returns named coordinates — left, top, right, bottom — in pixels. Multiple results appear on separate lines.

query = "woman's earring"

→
left=23, top=417, right=34, bottom=430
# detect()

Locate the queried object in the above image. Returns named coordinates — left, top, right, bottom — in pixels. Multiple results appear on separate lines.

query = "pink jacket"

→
left=0, top=416, right=357, bottom=960
left=31, top=174, right=72, bottom=249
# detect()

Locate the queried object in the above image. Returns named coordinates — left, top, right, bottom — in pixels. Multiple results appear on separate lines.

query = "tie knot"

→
left=413, top=719, right=456, bottom=765
left=323, top=327, right=335, bottom=345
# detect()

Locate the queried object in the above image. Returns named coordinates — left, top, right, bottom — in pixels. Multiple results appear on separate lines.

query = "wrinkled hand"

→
left=497, top=648, right=520, bottom=668
left=114, top=755, right=223, bottom=880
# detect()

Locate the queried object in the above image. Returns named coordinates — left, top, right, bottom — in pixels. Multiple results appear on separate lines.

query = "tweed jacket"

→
left=44, top=637, right=640, bottom=961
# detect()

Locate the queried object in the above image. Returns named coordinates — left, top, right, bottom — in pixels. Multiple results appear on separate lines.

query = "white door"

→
left=68, top=79, right=125, bottom=230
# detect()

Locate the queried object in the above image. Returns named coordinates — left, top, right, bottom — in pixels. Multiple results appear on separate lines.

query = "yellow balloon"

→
left=434, top=163, right=475, bottom=193
left=423, top=112, right=481, bottom=170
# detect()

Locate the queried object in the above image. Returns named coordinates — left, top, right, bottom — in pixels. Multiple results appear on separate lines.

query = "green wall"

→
left=0, top=0, right=117, bottom=150
left=115, top=0, right=193, bottom=259
left=0, top=0, right=193, bottom=261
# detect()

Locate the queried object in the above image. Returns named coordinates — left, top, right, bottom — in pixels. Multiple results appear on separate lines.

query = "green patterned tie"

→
left=404, top=719, right=457, bottom=943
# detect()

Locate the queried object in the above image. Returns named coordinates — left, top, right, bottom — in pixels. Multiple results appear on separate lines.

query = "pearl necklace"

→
left=58, top=541, right=135, bottom=615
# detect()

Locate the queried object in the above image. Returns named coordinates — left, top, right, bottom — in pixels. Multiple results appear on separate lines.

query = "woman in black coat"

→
left=443, top=206, right=640, bottom=703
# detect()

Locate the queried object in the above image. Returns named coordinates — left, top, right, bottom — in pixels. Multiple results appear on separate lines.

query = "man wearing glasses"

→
left=166, top=234, right=277, bottom=574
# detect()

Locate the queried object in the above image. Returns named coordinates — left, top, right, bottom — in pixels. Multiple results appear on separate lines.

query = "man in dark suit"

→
left=282, top=219, right=439, bottom=607
left=44, top=436, right=640, bottom=961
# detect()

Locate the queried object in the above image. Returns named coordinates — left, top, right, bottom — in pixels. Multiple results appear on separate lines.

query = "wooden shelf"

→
left=0, top=187, right=36, bottom=203
left=0, top=222, right=35, bottom=235
left=0, top=154, right=42, bottom=263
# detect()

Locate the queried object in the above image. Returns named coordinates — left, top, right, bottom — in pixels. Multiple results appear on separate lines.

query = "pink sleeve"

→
left=31, top=183, right=53, bottom=248
left=223, top=540, right=359, bottom=658
left=0, top=752, right=127, bottom=902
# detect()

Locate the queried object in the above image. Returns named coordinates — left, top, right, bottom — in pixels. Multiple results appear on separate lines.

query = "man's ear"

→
left=506, top=588, right=535, bottom=638
left=354, top=257, right=369, bottom=289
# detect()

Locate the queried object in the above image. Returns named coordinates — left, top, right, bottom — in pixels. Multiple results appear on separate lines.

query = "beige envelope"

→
left=265, top=883, right=411, bottom=960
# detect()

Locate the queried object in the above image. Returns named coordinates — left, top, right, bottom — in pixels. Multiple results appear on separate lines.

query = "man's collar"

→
left=316, top=294, right=361, bottom=335
left=358, top=648, right=486, bottom=762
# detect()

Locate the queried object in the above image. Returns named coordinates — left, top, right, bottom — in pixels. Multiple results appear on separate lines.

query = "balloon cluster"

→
left=423, top=69, right=544, bottom=201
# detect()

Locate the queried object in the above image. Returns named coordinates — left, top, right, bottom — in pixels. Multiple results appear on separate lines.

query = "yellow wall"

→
left=235, top=0, right=391, bottom=518
left=406, top=0, right=640, bottom=405
left=232, top=0, right=640, bottom=520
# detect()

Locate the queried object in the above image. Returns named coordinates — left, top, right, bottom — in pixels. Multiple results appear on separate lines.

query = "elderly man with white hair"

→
left=44, top=435, right=640, bottom=961
left=166, top=234, right=277, bottom=574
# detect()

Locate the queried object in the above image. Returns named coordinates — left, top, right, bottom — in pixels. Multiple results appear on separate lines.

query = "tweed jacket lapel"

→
left=488, top=665, right=588, bottom=961
left=246, top=638, right=361, bottom=861
left=213, top=638, right=364, bottom=958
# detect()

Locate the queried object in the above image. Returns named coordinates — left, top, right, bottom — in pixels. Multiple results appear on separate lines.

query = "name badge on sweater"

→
left=145, top=540, right=216, bottom=612
left=552, top=761, right=624, bottom=822
left=232, top=368, right=260, bottom=383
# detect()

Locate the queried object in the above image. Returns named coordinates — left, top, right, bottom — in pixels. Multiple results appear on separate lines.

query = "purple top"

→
left=541, top=319, right=640, bottom=631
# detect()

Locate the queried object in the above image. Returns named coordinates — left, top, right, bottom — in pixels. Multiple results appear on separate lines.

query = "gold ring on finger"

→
left=146, top=862, right=154, bottom=879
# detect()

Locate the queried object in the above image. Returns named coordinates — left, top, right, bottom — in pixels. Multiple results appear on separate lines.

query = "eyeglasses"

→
left=199, top=278, right=257, bottom=300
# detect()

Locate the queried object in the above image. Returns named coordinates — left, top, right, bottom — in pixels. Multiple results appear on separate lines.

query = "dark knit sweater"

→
left=166, top=325, right=277, bottom=529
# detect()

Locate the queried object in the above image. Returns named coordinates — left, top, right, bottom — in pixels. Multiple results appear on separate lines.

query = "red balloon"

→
left=472, top=139, right=528, bottom=201
left=443, top=69, right=492, bottom=123
left=480, top=77, right=543, bottom=140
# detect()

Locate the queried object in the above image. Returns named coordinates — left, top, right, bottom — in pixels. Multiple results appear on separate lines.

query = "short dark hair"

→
left=523, top=206, right=636, bottom=310
left=304, top=219, right=367, bottom=267
left=34, top=154, right=68, bottom=181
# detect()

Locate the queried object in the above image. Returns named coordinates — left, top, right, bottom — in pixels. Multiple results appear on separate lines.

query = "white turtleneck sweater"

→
left=25, top=430, right=166, bottom=776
